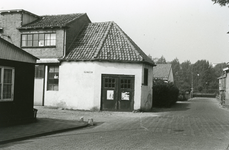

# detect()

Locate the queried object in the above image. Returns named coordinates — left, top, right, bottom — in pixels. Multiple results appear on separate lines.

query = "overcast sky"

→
left=1, top=0, right=229, bottom=64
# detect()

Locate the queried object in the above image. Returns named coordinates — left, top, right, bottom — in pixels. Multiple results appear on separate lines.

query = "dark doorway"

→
left=101, top=74, right=134, bottom=111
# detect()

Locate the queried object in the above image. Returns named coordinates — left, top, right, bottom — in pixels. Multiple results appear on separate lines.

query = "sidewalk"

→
left=0, top=106, right=160, bottom=145
left=0, top=108, right=88, bottom=144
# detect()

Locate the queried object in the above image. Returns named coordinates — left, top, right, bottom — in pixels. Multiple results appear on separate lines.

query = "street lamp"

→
left=191, top=73, right=200, bottom=98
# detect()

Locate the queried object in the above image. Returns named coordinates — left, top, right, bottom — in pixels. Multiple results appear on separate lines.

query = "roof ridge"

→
left=40, top=13, right=85, bottom=17
left=93, top=21, right=113, bottom=59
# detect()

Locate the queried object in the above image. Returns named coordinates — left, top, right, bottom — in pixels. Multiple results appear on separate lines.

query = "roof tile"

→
left=64, top=21, right=155, bottom=66
left=153, top=64, right=172, bottom=78
left=21, top=14, right=85, bottom=29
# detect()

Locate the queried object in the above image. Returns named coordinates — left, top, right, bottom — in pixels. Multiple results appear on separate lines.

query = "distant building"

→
left=218, top=66, right=229, bottom=105
left=153, top=64, right=174, bottom=83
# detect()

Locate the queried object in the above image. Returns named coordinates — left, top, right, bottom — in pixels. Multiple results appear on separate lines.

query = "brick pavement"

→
left=1, top=98, right=229, bottom=150
left=0, top=108, right=88, bottom=144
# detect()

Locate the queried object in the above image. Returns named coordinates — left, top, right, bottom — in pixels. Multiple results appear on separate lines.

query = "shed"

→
left=0, top=37, right=37, bottom=126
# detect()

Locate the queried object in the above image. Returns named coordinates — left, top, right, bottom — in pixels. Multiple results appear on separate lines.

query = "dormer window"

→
left=21, top=32, right=56, bottom=47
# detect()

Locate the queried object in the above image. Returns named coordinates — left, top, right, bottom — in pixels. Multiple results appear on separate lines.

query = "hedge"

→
left=153, top=79, right=179, bottom=108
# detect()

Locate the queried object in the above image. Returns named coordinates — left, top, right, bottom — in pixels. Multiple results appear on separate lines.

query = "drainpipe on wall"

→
left=59, top=29, right=67, bottom=60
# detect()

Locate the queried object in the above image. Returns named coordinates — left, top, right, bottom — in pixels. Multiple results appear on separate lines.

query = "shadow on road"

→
left=152, top=101, right=191, bottom=112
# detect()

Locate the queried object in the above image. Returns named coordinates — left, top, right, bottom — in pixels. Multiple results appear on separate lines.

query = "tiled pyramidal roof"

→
left=64, top=21, right=155, bottom=66
left=20, top=13, right=85, bottom=29
left=153, top=64, right=172, bottom=78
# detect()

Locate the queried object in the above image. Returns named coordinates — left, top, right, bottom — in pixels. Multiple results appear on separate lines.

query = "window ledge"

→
left=21, top=46, right=56, bottom=48
left=0, top=100, right=13, bottom=102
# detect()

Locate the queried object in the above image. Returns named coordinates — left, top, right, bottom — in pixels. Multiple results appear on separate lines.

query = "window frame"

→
left=47, top=65, right=59, bottom=91
left=0, top=66, right=15, bottom=102
left=21, top=32, right=56, bottom=48
left=143, top=68, right=148, bottom=86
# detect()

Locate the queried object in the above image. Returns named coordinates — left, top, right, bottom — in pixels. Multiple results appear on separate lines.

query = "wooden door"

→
left=101, top=75, right=134, bottom=111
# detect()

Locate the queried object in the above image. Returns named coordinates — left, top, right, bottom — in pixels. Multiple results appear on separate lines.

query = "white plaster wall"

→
left=140, top=64, right=154, bottom=111
left=94, top=62, right=143, bottom=110
left=48, top=62, right=96, bottom=110
left=225, top=75, right=229, bottom=105
left=34, top=78, right=43, bottom=106
left=43, top=61, right=155, bottom=111
left=51, top=61, right=144, bottom=110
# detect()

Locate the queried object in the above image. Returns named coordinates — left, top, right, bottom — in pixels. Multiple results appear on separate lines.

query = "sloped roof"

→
left=153, top=64, right=172, bottom=79
left=0, top=37, right=38, bottom=63
left=0, top=9, right=39, bottom=18
left=19, top=13, right=85, bottom=29
left=218, top=73, right=226, bottom=79
left=63, top=21, right=155, bottom=66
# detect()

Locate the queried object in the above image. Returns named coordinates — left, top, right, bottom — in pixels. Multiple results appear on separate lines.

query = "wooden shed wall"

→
left=0, top=38, right=37, bottom=63
left=0, top=59, right=35, bottom=125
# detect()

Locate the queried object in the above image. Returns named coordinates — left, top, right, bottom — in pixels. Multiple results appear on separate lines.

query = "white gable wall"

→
left=141, top=64, right=154, bottom=111
left=44, top=61, right=153, bottom=111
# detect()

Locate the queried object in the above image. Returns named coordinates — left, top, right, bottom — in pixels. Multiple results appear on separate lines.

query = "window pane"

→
left=27, top=35, right=32, bottom=47
left=48, top=66, right=59, bottom=91
left=22, top=40, right=27, bottom=47
left=144, top=68, right=148, bottom=85
left=22, top=35, right=27, bottom=40
left=22, top=35, right=27, bottom=46
left=45, top=34, right=51, bottom=40
left=54, top=67, right=59, bottom=72
left=50, top=34, right=56, bottom=46
left=39, top=34, right=44, bottom=46
left=3, top=84, right=11, bottom=99
left=33, top=34, right=39, bottom=46
left=45, top=34, right=51, bottom=46
left=49, top=67, right=55, bottom=73
left=51, top=34, right=56, bottom=40
left=4, top=69, right=12, bottom=84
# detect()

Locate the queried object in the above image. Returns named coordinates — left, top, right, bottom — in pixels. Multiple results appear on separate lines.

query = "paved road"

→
left=1, top=98, right=229, bottom=150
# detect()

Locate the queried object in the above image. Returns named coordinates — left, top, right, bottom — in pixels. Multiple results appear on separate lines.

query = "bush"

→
left=153, top=79, right=179, bottom=108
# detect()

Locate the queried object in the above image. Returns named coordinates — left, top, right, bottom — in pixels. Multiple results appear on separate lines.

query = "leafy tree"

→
left=214, top=63, right=227, bottom=77
left=171, top=58, right=181, bottom=88
left=157, top=56, right=167, bottom=64
left=180, top=61, right=192, bottom=92
left=212, top=0, right=229, bottom=6
left=192, top=60, right=218, bottom=93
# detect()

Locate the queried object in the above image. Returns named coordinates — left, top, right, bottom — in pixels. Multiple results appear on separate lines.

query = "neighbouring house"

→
left=153, top=64, right=174, bottom=83
left=0, top=37, right=37, bottom=126
left=0, top=9, right=91, bottom=107
left=0, top=9, right=155, bottom=111
left=218, top=74, right=226, bottom=101
left=218, top=66, right=229, bottom=105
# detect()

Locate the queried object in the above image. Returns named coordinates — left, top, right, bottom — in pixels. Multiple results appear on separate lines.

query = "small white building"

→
left=47, top=22, right=156, bottom=111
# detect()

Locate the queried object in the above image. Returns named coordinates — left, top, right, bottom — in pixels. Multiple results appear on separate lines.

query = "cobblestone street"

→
left=1, top=98, right=229, bottom=150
